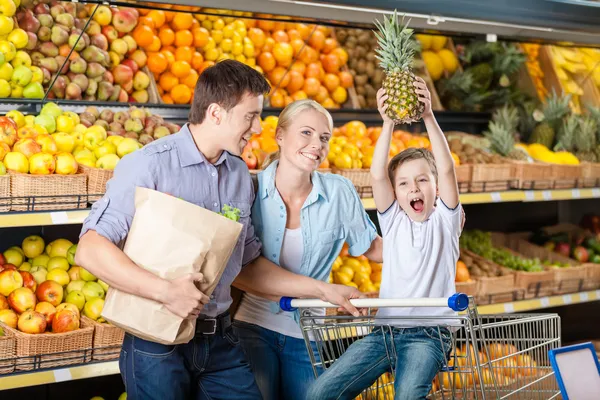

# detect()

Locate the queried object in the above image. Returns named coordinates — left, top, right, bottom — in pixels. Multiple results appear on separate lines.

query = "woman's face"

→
left=276, top=109, right=331, bottom=173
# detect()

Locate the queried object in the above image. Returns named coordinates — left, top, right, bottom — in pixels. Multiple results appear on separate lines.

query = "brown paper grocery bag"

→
left=101, top=187, right=243, bottom=345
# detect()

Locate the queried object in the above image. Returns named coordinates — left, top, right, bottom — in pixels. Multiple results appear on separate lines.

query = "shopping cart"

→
left=280, top=294, right=562, bottom=399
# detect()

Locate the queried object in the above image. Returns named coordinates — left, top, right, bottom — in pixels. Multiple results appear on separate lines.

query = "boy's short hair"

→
left=189, top=60, right=271, bottom=124
left=388, top=147, right=438, bottom=183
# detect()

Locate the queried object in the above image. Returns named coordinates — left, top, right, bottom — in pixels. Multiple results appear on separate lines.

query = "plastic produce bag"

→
left=101, top=187, right=243, bottom=345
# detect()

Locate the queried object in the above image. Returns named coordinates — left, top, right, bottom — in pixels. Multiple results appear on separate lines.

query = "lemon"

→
left=353, top=271, right=370, bottom=286
left=438, top=49, right=459, bottom=73
left=422, top=51, right=444, bottom=81
left=343, top=258, right=361, bottom=269
left=333, top=271, right=352, bottom=285
left=211, top=30, right=224, bottom=44
left=203, top=37, right=216, bottom=51
left=213, top=19, right=225, bottom=30
left=359, top=281, right=376, bottom=293
left=220, top=38, right=233, bottom=52
left=431, top=35, right=448, bottom=51
left=223, top=24, right=235, bottom=38
left=232, top=41, right=244, bottom=56
left=414, top=34, right=432, bottom=50
left=201, top=20, right=213, bottom=30
left=338, top=266, right=355, bottom=279
left=244, top=44, right=255, bottom=58
left=204, top=48, right=219, bottom=62
left=334, top=153, right=352, bottom=169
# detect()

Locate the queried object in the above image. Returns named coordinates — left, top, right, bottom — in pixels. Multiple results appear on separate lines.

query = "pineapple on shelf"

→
left=554, top=114, right=582, bottom=165
left=484, top=105, right=529, bottom=161
left=529, top=91, right=572, bottom=149
left=586, top=105, right=600, bottom=161
left=374, top=10, right=425, bottom=124
left=575, top=116, right=598, bottom=163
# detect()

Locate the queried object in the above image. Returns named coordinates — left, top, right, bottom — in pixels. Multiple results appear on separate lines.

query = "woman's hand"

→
left=414, top=77, right=433, bottom=117
left=377, top=88, right=394, bottom=125
left=316, top=282, right=364, bottom=317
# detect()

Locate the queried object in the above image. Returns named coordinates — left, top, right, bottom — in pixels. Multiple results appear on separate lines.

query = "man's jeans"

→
left=307, top=326, right=452, bottom=400
left=233, top=320, right=323, bottom=400
left=119, top=316, right=262, bottom=400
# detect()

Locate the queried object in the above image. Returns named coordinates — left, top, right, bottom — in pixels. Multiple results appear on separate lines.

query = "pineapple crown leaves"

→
left=484, top=120, right=516, bottom=156
left=585, top=103, right=600, bottom=141
left=460, top=41, right=500, bottom=65
left=491, top=44, right=527, bottom=76
left=492, top=104, right=520, bottom=133
left=554, top=114, right=579, bottom=152
left=437, top=70, right=474, bottom=97
left=543, top=89, right=572, bottom=124
left=373, top=10, right=418, bottom=72
left=576, top=115, right=598, bottom=152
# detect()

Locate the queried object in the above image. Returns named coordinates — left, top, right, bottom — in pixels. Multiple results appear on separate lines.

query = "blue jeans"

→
left=233, top=320, right=323, bottom=400
left=119, top=323, right=261, bottom=400
left=307, top=326, right=452, bottom=400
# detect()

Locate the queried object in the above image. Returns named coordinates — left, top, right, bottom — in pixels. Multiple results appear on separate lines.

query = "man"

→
left=76, top=60, right=361, bottom=400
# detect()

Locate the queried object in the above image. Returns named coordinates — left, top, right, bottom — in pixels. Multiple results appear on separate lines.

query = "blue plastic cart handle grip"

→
left=448, top=293, right=469, bottom=311
left=280, top=296, right=296, bottom=312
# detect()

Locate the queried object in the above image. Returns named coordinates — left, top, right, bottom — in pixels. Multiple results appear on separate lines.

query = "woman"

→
left=233, top=99, right=383, bottom=400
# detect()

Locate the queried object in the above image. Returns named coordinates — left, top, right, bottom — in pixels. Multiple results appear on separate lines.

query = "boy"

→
left=308, top=78, right=462, bottom=400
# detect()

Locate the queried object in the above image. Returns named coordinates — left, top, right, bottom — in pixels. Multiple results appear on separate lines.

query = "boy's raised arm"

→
left=370, top=88, right=396, bottom=213
left=415, top=78, right=459, bottom=209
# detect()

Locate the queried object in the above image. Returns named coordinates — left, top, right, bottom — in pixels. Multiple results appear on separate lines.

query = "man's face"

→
left=219, top=93, right=263, bottom=156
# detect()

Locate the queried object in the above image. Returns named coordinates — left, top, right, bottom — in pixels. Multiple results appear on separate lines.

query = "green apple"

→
left=66, top=279, right=85, bottom=294
left=34, top=114, right=56, bottom=134
left=22, top=82, right=44, bottom=99
left=40, top=102, right=63, bottom=119
left=31, top=254, right=50, bottom=267
left=7, top=246, right=23, bottom=255
left=66, top=245, right=77, bottom=265
left=80, top=267, right=97, bottom=282
left=30, top=266, right=47, bottom=285
left=65, top=290, right=86, bottom=311
left=118, top=393, right=127, bottom=400
left=3, top=248, right=23, bottom=267
left=93, top=141, right=117, bottom=159
left=96, top=154, right=120, bottom=170
left=47, top=256, right=70, bottom=271
left=97, top=279, right=109, bottom=292
left=11, top=65, right=32, bottom=86
left=117, top=138, right=141, bottom=158
left=83, top=297, right=105, bottom=321
left=82, top=281, right=104, bottom=301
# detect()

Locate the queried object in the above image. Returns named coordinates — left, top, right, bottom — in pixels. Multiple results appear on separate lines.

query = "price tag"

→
left=542, top=191, right=552, bottom=201
left=50, top=212, right=68, bottom=225
left=53, top=368, right=72, bottom=382
left=592, top=188, right=600, bottom=198
left=571, top=189, right=581, bottom=199
left=580, top=292, right=589, bottom=302
left=524, top=191, right=534, bottom=201
left=486, top=33, right=498, bottom=43
left=490, top=192, right=502, bottom=202
left=562, top=295, right=573, bottom=304
left=504, top=303, right=515, bottom=313
left=541, top=297, right=550, bottom=307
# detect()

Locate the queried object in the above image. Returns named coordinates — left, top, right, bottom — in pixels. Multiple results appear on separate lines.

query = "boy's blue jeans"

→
left=307, top=326, right=452, bottom=400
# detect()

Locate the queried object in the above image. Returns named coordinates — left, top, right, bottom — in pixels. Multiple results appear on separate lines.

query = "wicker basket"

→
left=10, top=172, right=88, bottom=211
left=81, top=316, right=124, bottom=361
left=469, top=163, right=518, bottom=193
left=580, top=162, right=600, bottom=188
left=332, top=168, right=370, bottom=187
left=0, top=174, right=10, bottom=212
left=78, top=165, right=113, bottom=202
left=0, top=319, right=93, bottom=371
left=0, top=325, right=15, bottom=375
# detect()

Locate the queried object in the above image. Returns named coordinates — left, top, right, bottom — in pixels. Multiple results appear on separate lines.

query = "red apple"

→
left=35, top=280, right=63, bottom=306
left=0, top=253, right=5, bottom=265
left=35, top=301, right=56, bottom=326
left=19, top=271, right=37, bottom=292
left=253, top=148, right=268, bottom=169
left=0, top=269, right=23, bottom=297
left=573, top=246, right=589, bottom=262
left=555, top=242, right=571, bottom=258
left=2, top=264, right=16, bottom=271
left=8, top=287, right=37, bottom=314
left=242, top=147, right=258, bottom=169
left=101, top=26, right=118, bottom=42
left=0, top=309, right=18, bottom=328
left=56, top=302, right=80, bottom=318
left=121, top=59, right=138, bottom=74
left=112, top=9, right=137, bottom=33
left=52, top=309, right=79, bottom=333
left=0, top=293, right=8, bottom=310
left=113, top=64, right=133, bottom=86
left=18, top=310, right=47, bottom=334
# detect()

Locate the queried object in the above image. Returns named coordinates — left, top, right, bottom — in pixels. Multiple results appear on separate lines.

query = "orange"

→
left=451, top=152, right=461, bottom=166
left=290, top=61, right=306, bottom=75
left=268, top=67, right=290, bottom=89
left=287, top=29, right=301, bottom=41
left=286, top=70, right=304, bottom=93
left=273, top=42, right=293, bottom=67
left=308, top=30, right=325, bottom=51
left=182, top=69, right=199, bottom=88
left=346, top=121, right=367, bottom=138
left=147, top=52, right=168, bottom=74
left=175, top=46, right=192, bottom=63
left=314, top=85, right=329, bottom=103
left=133, top=25, right=154, bottom=48
left=263, top=37, right=276, bottom=52
left=248, top=28, right=266, bottom=49
left=258, top=52, right=276, bottom=72
left=192, top=27, right=210, bottom=48
left=158, top=27, right=175, bottom=47
left=175, top=30, right=193, bottom=47
left=159, top=72, right=179, bottom=92
left=305, top=63, right=321, bottom=79
left=303, top=77, right=320, bottom=97
left=138, top=16, right=155, bottom=29
left=339, top=71, right=353, bottom=88
left=331, top=48, right=349, bottom=65
left=162, top=94, right=174, bottom=104
left=298, top=46, right=318, bottom=64
left=296, top=23, right=312, bottom=40
left=147, top=36, right=161, bottom=52
left=290, top=39, right=305, bottom=56
left=171, top=60, right=191, bottom=78
left=191, top=52, right=204, bottom=70
left=171, top=84, right=192, bottom=104
left=322, top=38, right=338, bottom=54
left=292, top=90, right=308, bottom=101
left=284, top=95, right=294, bottom=107
left=321, top=98, right=336, bottom=109
left=323, top=73, right=340, bottom=92
left=456, top=261, right=470, bottom=282
left=272, top=30, right=289, bottom=43
left=164, top=11, right=176, bottom=22
left=147, top=10, right=166, bottom=28
left=323, top=53, right=341, bottom=73
left=273, top=21, right=286, bottom=31
left=270, top=90, right=285, bottom=108
left=161, top=50, right=175, bottom=66
left=200, top=61, right=215, bottom=73
left=172, top=13, right=194, bottom=31
left=257, top=19, right=275, bottom=32
left=331, top=86, right=347, bottom=104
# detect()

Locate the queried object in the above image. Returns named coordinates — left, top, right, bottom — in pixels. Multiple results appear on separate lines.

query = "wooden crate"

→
left=460, top=249, right=518, bottom=305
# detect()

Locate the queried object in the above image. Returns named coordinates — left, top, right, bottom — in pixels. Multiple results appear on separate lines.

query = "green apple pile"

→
left=0, top=234, right=109, bottom=334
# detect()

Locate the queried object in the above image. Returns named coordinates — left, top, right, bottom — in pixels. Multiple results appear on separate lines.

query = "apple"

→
left=3, top=152, right=28, bottom=173
left=112, top=9, right=137, bottom=33
left=82, top=281, right=104, bottom=301
left=0, top=293, right=7, bottom=309
left=117, top=137, right=141, bottom=158
left=35, top=133, right=58, bottom=154
left=56, top=302, right=79, bottom=317
left=0, top=253, right=4, bottom=265
left=21, top=235, right=45, bottom=258
left=34, top=115, right=56, bottom=134
left=29, top=152, right=56, bottom=175
left=83, top=130, right=104, bottom=150
left=18, top=310, right=47, bottom=334
left=8, top=287, right=37, bottom=314
left=65, top=290, right=85, bottom=311
left=83, top=297, right=104, bottom=320
left=66, top=245, right=77, bottom=265
left=47, top=256, right=70, bottom=272
left=32, top=254, right=50, bottom=267
left=1, top=264, right=16, bottom=271
left=80, top=267, right=97, bottom=282
left=46, top=238, right=73, bottom=258
left=66, top=279, right=85, bottom=294
left=97, top=279, right=109, bottom=292
left=0, top=0, right=16, bottom=18
left=19, top=271, right=37, bottom=292
left=3, top=249, right=23, bottom=267
left=119, top=393, right=127, bottom=400
left=573, top=246, right=589, bottom=262
left=52, top=309, right=79, bottom=333
left=96, top=154, right=120, bottom=170
left=94, top=141, right=117, bottom=159
left=242, top=147, right=258, bottom=169
left=52, top=132, right=76, bottom=153
left=30, top=266, right=47, bottom=285
left=93, top=5, right=112, bottom=26
left=35, top=301, right=56, bottom=326
left=18, top=262, right=31, bottom=272
left=35, top=280, right=63, bottom=306
left=47, top=268, right=70, bottom=286
left=13, top=137, right=41, bottom=158
left=0, top=269, right=23, bottom=296
left=55, top=152, right=78, bottom=175
left=0, top=308, right=17, bottom=328
left=68, top=267, right=82, bottom=282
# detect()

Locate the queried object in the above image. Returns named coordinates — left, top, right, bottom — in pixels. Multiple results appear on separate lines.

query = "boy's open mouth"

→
left=410, top=198, right=424, bottom=213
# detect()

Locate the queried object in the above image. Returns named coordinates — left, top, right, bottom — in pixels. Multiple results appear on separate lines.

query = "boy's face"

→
left=393, top=158, right=437, bottom=222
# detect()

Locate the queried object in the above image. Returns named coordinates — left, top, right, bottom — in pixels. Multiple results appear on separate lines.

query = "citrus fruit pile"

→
left=330, top=243, right=381, bottom=293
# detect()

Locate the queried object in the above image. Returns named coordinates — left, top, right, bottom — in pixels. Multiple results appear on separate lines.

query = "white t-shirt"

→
left=235, top=227, right=310, bottom=339
left=376, top=199, right=462, bottom=326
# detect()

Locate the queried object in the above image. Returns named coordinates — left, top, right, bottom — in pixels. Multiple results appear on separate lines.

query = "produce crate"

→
left=459, top=249, right=518, bottom=304
left=0, top=174, right=10, bottom=212
left=143, top=66, right=161, bottom=104
left=468, top=163, right=518, bottom=192
left=9, top=172, right=88, bottom=211
left=78, top=165, right=113, bottom=202
left=511, top=161, right=554, bottom=190
left=455, top=280, right=478, bottom=296
left=580, top=162, right=600, bottom=188
left=0, top=320, right=93, bottom=371
left=0, top=325, right=15, bottom=375
left=81, top=317, right=124, bottom=361
left=455, top=164, right=473, bottom=193
left=331, top=168, right=371, bottom=198
left=551, top=164, right=582, bottom=189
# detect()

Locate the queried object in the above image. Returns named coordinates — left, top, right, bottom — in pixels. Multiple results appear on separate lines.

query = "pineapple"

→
left=554, top=114, right=578, bottom=153
left=374, top=11, right=424, bottom=124
left=575, top=116, right=598, bottom=162
left=484, top=109, right=529, bottom=161
left=585, top=105, right=600, bottom=160
left=529, top=91, right=572, bottom=148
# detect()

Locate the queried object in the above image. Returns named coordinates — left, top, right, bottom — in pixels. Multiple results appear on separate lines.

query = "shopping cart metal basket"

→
left=280, top=294, right=561, bottom=399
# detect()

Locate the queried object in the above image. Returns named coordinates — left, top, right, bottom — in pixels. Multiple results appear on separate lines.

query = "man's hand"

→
left=316, top=282, right=364, bottom=317
left=160, top=273, right=210, bottom=319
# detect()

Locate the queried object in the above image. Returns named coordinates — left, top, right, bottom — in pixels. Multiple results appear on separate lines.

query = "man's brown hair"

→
left=189, top=60, right=271, bottom=124
left=388, top=147, right=438, bottom=183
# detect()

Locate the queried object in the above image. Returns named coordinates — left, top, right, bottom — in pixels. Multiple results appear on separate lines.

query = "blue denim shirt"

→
left=253, top=161, right=377, bottom=314
left=80, top=124, right=262, bottom=317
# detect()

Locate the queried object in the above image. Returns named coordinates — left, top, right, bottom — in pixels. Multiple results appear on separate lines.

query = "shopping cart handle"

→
left=279, top=293, right=469, bottom=312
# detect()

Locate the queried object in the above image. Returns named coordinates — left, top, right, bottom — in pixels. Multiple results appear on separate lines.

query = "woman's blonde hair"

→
left=263, top=99, right=334, bottom=168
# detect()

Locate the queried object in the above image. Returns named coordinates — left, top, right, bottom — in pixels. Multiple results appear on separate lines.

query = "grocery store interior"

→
left=0, top=0, right=599, bottom=398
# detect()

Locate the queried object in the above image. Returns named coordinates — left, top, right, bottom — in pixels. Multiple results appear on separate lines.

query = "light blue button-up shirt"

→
left=252, top=161, right=378, bottom=286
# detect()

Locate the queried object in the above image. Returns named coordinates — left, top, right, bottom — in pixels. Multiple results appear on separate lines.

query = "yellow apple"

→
left=18, top=262, right=31, bottom=271
left=56, top=115, right=75, bottom=133
left=46, top=239, right=73, bottom=258
left=86, top=125, right=107, bottom=140
left=65, top=290, right=85, bottom=311
left=55, top=152, right=78, bottom=175
left=4, top=151, right=28, bottom=173
left=94, top=141, right=117, bottom=159
left=47, top=256, right=69, bottom=271
left=29, top=152, right=55, bottom=175
left=79, top=267, right=97, bottom=282
left=52, top=132, right=76, bottom=153
left=83, top=297, right=105, bottom=320
left=46, top=268, right=70, bottom=286
left=66, top=279, right=85, bottom=294
left=31, top=254, right=49, bottom=267
left=106, top=136, right=124, bottom=146
left=35, top=134, right=58, bottom=155
left=21, top=235, right=45, bottom=258
left=117, top=138, right=141, bottom=158
left=96, top=154, right=120, bottom=170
